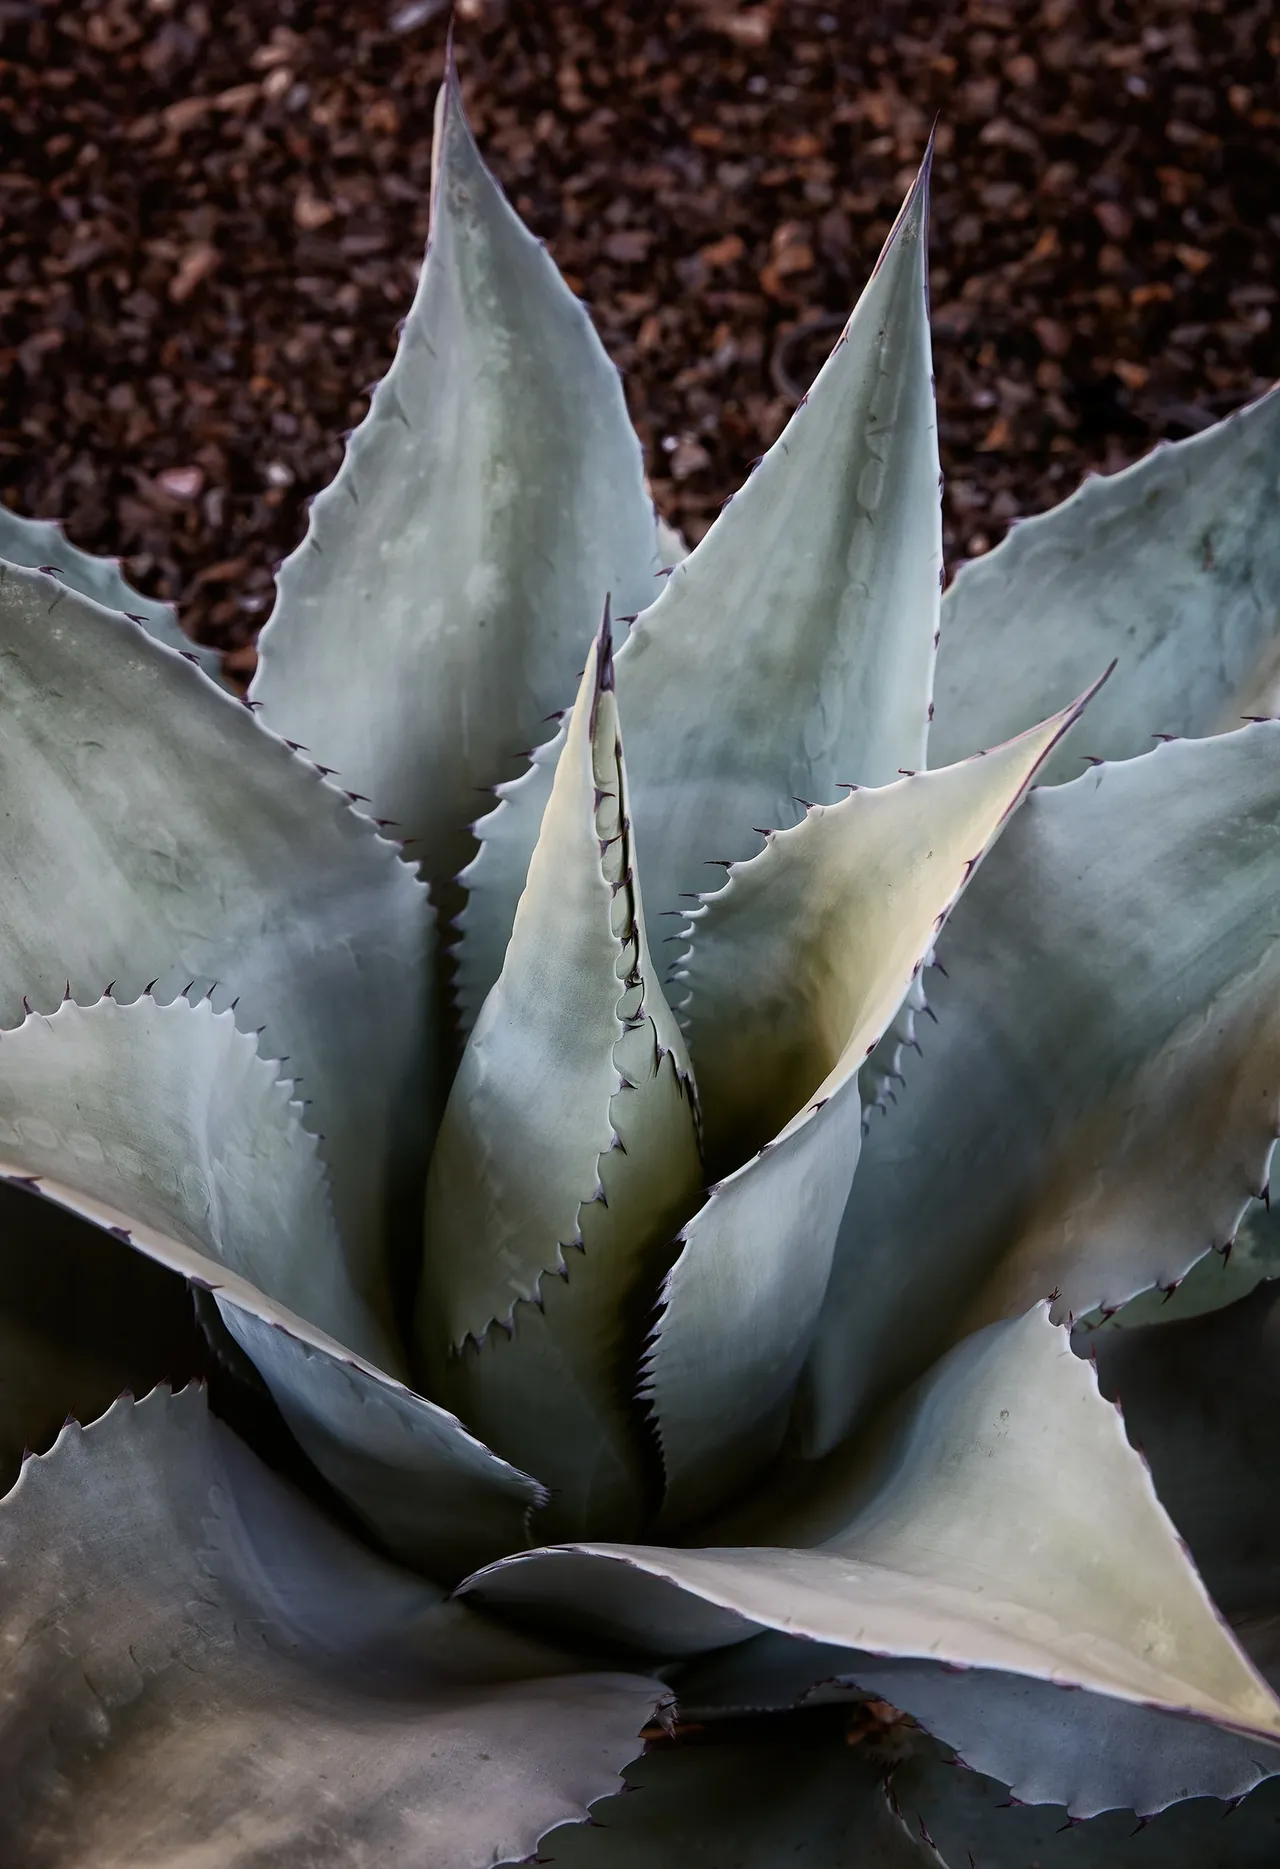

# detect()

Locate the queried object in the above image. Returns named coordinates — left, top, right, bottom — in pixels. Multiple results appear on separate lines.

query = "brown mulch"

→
left=2, top=0, right=1277, bottom=670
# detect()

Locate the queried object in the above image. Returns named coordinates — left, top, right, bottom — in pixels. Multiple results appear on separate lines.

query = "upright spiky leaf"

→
left=456, top=147, right=941, bottom=1017
left=804, top=723, right=1280, bottom=1457
left=421, top=612, right=701, bottom=1537
left=645, top=698, right=1089, bottom=1523
left=0, top=561, right=430, bottom=1319
left=250, top=65, right=658, bottom=897
left=931, top=384, right=1280, bottom=777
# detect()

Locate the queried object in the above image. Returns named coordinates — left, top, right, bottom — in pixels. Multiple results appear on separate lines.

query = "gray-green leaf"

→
left=0, top=506, right=224, bottom=683
left=647, top=700, right=1089, bottom=1524
left=674, top=1633, right=1280, bottom=1818
left=539, top=1709, right=943, bottom=1867
left=457, top=144, right=941, bottom=1013
left=931, top=384, right=1280, bottom=779
left=0, top=560, right=432, bottom=1321
left=0, top=1384, right=666, bottom=1868
left=422, top=617, right=700, bottom=1538
left=250, top=66, right=658, bottom=899
left=464, top=1307, right=1280, bottom=1748
left=804, top=724, right=1280, bottom=1457
left=0, top=994, right=539, bottom=1579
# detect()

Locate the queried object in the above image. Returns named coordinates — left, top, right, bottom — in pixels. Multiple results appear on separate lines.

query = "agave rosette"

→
left=3, top=61, right=1280, bottom=1866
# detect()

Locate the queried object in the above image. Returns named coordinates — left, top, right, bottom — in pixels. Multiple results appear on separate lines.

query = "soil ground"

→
left=2, top=0, right=1277, bottom=666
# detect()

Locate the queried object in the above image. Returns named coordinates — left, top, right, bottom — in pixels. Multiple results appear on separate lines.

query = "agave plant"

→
left=4, top=58, right=1280, bottom=1865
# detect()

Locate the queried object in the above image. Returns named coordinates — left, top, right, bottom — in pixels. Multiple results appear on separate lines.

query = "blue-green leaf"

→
left=0, top=1384, right=666, bottom=1867
left=250, top=66, right=658, bottom=898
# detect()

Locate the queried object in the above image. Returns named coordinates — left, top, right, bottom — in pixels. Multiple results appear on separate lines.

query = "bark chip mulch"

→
left=2, top=0, right=1277, bottom=666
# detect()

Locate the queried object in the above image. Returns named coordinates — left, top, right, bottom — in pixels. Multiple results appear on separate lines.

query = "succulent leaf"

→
left=0, top=505, right=225, bottom=683
left=613, top=144, right=941, bottom=912
left=9, top=69, right=1280, bottom=1855
left=249, top=64, right=658, bottom=899
left=0, top=1384, right=666, bottom=1868
left=805, top=723, right=1280, bottom=1455
left=645, top=698, right=1091, bottom=1523
left=931, top=384, right=1280, bottom=779
left=539, top=1709, right=943, bottom=1867
left=1079, top=1197, right=1280, bottom=1330
left=895, top=1746, right=1280, bottom=1868
left=454, top=718, right=565, bottom=1031
left=675, top=1633, right=1280, bottom=1818
left=463, top=1307, right=1280, bottom=1747
left=0, top=995, right=538, bottom=1577
left=682, top=697, right=1093, bottom=1166
left=421, top=614, right=701, bottom=1537
left=457, top=145, right=941, bottom=1010
left=0, top=559, right=431, bottom=1317
left=0, top=994, right=393, bottom=1363
left=1092, top=1281, right=1280, bottom=1659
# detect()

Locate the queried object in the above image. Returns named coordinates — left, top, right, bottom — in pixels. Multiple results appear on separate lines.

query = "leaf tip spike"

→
left=596, top=594, right=616, bottom=694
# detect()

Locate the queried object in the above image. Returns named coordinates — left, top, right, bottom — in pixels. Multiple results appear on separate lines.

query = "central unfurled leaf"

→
left=643, top=692, right=1094, bottom=1524
left=420, top=611, right=702, bottom=1536
left=456, top=145, right=942, bottom=1022
left=249, top=63, right=658, bottom=898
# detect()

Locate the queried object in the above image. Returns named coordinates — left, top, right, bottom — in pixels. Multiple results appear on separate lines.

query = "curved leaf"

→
left=646, top=701, right=1090, bottom=1524
left=463, top=1308, right=1280, bottom=1749
left=612, top=144, right=940, bottom=919
left=0, top=994, right=391, bottom=1363
left=1092, top=1281, right=1280, bottom=1656
left=895, top=1748, right=1280, bottom=1868
left=454, top=717, right=565, bottom=1031
left=539, top=1709, right=943, bottom=1867
left=804, top=724, right=1280, bottom=1455
left=422, top=617, right=700, bottom=1537
left=931, top=384, right=1280, bottom=779
left=0, top=509, right=224, bottom=682
left=675, top=1635, right=1280, bottom=1818
left=250, top=66, right=658, bottom=898
left=0, top=559, right=431, bottom=1317
left=0, top=1384, right=667, bottom=1868
left=1079, top=1199, right=1280, bottom=1332
left=0, top=996, right=539, bottom=1579
left=682, top=697, right=1093, bottom=1165
left=457, top=142, right=941, bottom=1005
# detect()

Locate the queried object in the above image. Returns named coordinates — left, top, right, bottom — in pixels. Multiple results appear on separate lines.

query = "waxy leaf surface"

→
left=932, top=384, right=1280, bottom=778
left=0, top=1386, right=665, bottom=1869
left=647, top=700, right=1089, bottom=1523
left=0, top=996, right=539, bottom=1579
left=251, top=67, right=657, bottom=897
left=805, top=725, right=1280, bottom=1454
